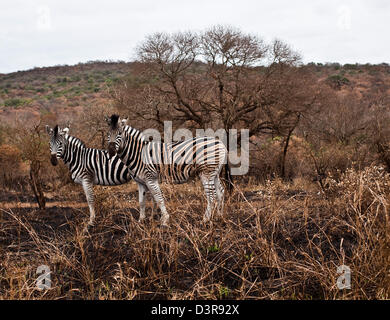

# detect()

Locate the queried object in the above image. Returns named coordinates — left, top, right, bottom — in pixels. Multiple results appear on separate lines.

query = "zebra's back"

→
left=142, top=136, right=227, bottom=183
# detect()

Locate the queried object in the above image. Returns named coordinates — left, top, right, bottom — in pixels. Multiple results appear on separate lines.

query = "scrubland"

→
left=1, top=49, right=390, bottom=299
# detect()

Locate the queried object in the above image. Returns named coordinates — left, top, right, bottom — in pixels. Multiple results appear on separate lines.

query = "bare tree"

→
left=79, top=104, right=116, bottom=149
left=13, top=122, right=47, bottom=209
left=112, top=26, right=319, bottom=179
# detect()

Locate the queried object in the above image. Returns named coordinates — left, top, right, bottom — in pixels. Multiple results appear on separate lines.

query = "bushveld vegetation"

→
left=0, top=26, right=390, bottom=300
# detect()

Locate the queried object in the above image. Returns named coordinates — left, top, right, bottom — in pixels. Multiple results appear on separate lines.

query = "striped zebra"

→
left=106, top=114, right=228, bottom=226
left=46, top=125, right=133, bottom=228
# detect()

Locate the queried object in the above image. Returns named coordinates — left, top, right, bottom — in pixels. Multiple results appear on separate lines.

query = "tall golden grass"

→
left=0, top=165, right=389, bottom=299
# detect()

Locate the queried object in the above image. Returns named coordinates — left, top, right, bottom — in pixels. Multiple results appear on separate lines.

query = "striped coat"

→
left=107, top=115, right=227, bottom=225
left=46, top=125, right=132, bottom=228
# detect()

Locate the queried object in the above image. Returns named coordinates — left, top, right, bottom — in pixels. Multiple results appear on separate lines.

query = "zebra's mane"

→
left=109, top=114, right=147, bottom=146
left=53, top=125, right=84, bottom=147
left=53, top=125, right=59, bottom=137
left=124, top=125, right=148, bottom=146
left=65, top=133, right=86, bottom=148
left=110, top=114, right=120, bottom=130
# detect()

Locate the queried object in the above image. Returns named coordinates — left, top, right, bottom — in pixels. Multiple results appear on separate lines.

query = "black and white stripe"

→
left=107, top=115, right=227, bottom=225
left=46, top=125, right=132, bottom=227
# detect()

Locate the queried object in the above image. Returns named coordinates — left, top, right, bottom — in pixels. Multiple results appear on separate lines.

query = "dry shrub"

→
left=0, top=144, right=27, bottom=190
left=50, top=162, right=73, bottom=191
left=303, top=141, right=363, bottom=193
left=278, top=165, right=390, bottom=299
left=249, top=135, right=313, bottom=182
left=327, top=166, right=390, bottom=298
left=249, top=138, right=283, bottom=182
left=93, top=187, right=126, bottom=222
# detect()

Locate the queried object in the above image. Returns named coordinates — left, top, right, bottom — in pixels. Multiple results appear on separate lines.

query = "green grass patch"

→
left=4, top=98, right=31, bottom=108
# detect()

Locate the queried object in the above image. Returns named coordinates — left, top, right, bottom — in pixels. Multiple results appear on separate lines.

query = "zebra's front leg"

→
left=137, top=182, right=147, bottom=222
left=81, top=178, right=95, bottom=227
left=146, top=179, right=169, bottom=226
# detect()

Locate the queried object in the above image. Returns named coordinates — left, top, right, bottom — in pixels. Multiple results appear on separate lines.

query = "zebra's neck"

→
left=118, top=126, right=146, bottom=175
left=62, top=135, right=86, bottom=169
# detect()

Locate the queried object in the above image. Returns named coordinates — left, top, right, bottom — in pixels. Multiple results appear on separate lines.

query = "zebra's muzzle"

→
left=50, top=154, right=58, bottom=166
left=108, top=142, right=117, bottom=158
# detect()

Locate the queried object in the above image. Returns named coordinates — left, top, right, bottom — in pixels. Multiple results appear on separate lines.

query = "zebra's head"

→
left=106, top=114, right=128, bottom=158
left=45, top=125, right=69, bottom=166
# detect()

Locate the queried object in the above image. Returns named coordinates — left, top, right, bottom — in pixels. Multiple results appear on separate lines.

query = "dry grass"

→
left=0, top=166, right=389, bottom=300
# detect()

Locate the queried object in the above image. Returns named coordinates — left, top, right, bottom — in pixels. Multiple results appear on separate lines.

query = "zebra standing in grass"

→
left=106, top=114, right=228, bottom=226
left=46, top=125, right=133, bottom=228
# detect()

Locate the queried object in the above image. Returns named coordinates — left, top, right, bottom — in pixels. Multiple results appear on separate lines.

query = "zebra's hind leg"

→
left=145, top=179, right=169, bottom=226
left=215, top=176, right=225, bottom=215
left=200, top=174, right=217, bottom=222
left=81, top=178, right=95, bottom=228
left=137, top=182, right=147, bottom=222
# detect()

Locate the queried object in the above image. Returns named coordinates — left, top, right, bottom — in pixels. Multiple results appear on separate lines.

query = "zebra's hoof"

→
left=84, top=223, right=94, bottom=233
left=160, top=216, right=169, bottom=227
left=161, top=224, right=169, bottom=230
left=203, top=216, right=211, bottom=223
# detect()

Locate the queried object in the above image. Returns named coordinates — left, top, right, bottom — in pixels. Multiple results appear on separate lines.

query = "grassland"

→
left=0, top=166, right=389, bottom=299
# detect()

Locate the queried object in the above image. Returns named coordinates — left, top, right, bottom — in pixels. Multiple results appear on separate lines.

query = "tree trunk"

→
left=29, top=162, right=46, bottom=210
left=281, top=114, right=301, bottom=180
left=280, top=129, right=293, bottom=180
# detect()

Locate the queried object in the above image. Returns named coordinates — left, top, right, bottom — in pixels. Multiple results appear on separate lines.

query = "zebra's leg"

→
left=145, top=179, right=169, bottom=226
left=137, top=182, right=147, bottom=222
left=81, top=178, right=95, bottom=227
left=200, top=174, right=217, bottom=222
left=152, top=196, right=158, bottom=212
left=214, top=175, right=225, bottom=215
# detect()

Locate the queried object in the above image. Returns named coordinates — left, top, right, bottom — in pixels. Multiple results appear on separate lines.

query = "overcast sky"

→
left=0, top=0, right=388, bottom=73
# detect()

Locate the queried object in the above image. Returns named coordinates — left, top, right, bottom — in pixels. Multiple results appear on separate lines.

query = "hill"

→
left=0, top=61, right=389, bottom=126
left=0, top=61, right=134, bottom=125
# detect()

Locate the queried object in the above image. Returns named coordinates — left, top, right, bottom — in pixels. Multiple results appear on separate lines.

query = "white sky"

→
left=0, top=0, right=389, bottom=73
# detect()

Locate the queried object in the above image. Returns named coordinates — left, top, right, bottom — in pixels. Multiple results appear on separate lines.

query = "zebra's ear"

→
left=121, top=118, right=128, bottom=126
left=45, top=125, right=53, bottom=135
left=63, top=127, right=70, bottom=135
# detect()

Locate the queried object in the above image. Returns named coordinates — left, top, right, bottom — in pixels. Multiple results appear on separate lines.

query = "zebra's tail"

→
left=224, top=162, right=234, bottom=194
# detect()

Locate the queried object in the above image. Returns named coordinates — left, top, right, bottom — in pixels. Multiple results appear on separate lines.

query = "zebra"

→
left=46, top=124, right=133, bottom=228
left=106, top=114, right=228, bottom=226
